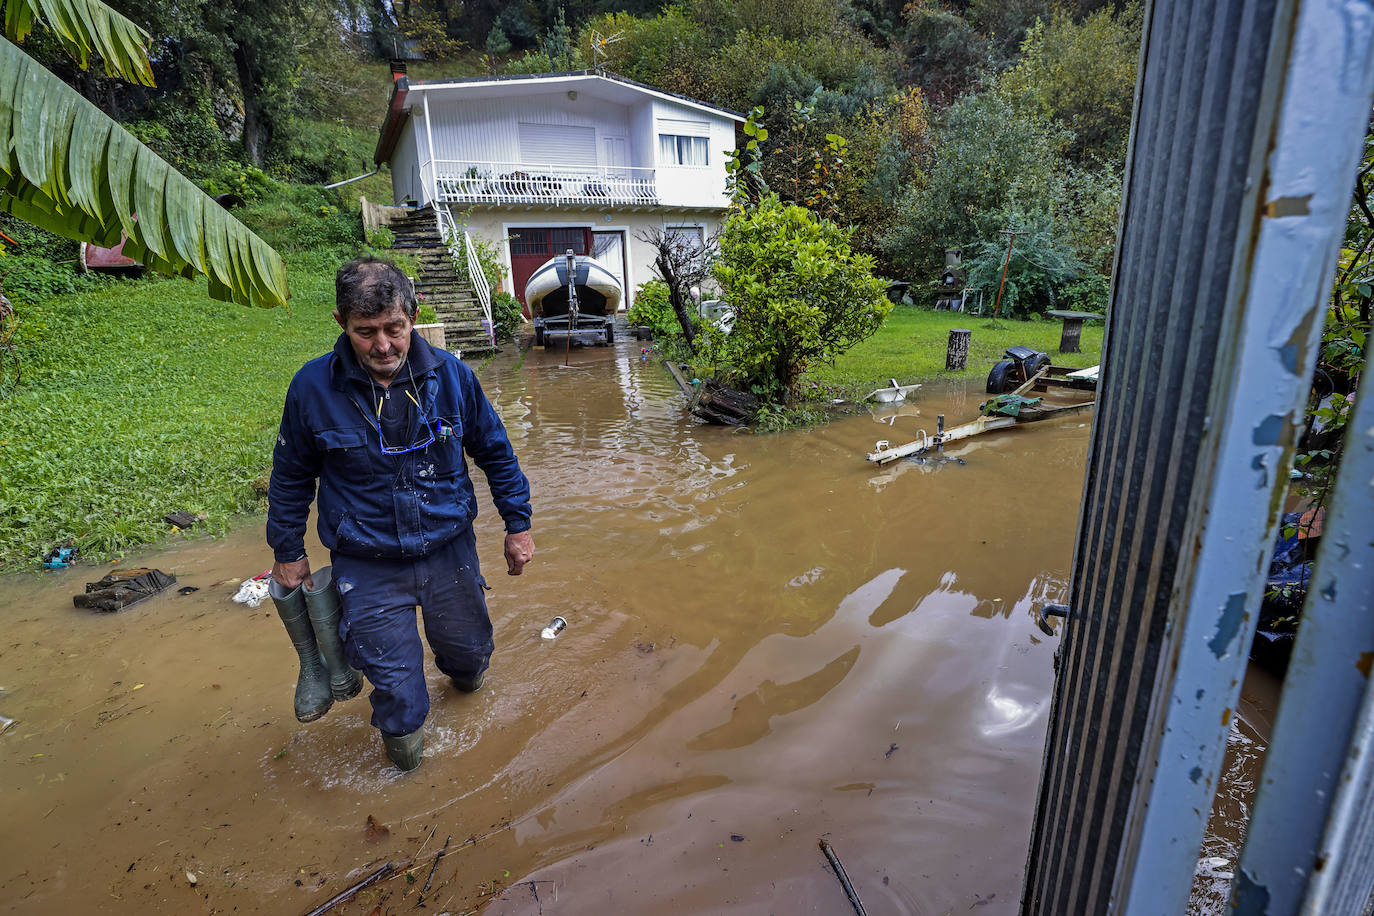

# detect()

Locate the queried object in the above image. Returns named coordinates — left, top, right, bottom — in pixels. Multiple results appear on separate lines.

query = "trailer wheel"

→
left=1024, top=352, right=1051, bottom=378
left=987, top=360, right=1016, bottom=394
left=534, top=326, right=546, bottom=347
left=604, top=323, right=614, bottom=345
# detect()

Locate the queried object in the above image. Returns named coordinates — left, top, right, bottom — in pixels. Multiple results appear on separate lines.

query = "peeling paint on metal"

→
left=1357, top=652, right=1373, bottom=680
left=1209, top=593, right=1249, bottom=659
left=1189, top=766, right=1203, bottom=784
left=1233, top=870, right=1271, bottom=911
left=1253, top=414, right=1285, bottom=446
left=1264, top=194, right=1313, bottom=217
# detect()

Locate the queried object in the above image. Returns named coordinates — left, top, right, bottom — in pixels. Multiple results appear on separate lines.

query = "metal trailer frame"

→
left=867, top=367, right=1095, bottom=464
left=1020, top=0, right=1374, bottom=913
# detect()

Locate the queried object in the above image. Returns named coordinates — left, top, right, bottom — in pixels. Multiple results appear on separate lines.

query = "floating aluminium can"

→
left=540, top=616, right=568, bottom=640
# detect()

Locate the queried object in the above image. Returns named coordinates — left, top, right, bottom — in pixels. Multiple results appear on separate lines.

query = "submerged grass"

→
left=0, top=259, right=343, bottom=568
left=804, top=307, right=1105, bottom=398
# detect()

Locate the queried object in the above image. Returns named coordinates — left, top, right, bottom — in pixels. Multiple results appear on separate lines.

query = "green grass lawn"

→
left=804, top=306, right=1104, bottom=397
left=0, top=256, right=343, bottom=567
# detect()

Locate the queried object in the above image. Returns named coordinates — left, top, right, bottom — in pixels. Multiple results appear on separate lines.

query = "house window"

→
left=665, top=225, right=704, bottom=249
left=659, top=134, right=709, bottom=167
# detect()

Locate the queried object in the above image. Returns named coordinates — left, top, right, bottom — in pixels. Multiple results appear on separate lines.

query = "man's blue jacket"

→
left=266, top=331, right=532, bottom=562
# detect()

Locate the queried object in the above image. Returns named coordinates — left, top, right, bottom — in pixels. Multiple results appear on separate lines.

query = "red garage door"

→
left=508, top=227, right=593, bottom=316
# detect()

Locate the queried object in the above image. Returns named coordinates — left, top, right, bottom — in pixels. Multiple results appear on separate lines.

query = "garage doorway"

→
left=592, top=231, right=627, bottom=311
left=507, top=227, right=592, bottom=316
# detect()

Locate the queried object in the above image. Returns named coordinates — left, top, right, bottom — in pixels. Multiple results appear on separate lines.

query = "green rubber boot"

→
left=269, top=580, right=334, bottom=723
left=382, top=727, right=424, bottom=771
left=303, top=566, right=363, bottom=702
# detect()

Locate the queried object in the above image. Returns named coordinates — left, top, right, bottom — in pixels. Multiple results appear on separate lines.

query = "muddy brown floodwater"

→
left=3, top=341, right=1098, bottom=915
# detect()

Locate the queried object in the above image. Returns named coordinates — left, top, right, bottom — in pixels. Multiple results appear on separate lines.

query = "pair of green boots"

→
left=270, top=568, right=425, bottom=772
left=270, top=567, right=362, bottom=723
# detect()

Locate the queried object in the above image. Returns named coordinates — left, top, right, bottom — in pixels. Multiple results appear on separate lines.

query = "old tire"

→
left=604, top=323, right=614, bottom=345
left=1024, top=352, right=1051, bottom=378
left=987, top=360, right=1016, bottom=394
left=534, top=325, right=546, bottom=347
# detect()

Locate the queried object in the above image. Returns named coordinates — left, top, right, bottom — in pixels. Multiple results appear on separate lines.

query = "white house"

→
left=374, top=68, right=744, bottom=312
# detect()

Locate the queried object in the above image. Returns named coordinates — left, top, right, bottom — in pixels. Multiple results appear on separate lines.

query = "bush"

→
left=0, top=253, right=112, bottom=303
left=712, top=195, right=892, bottom=402
left=491, top=291, right=523, bottom=342
left=962, top=209, right=1082, bottom=318
left=627, top=280, right=691, bottom=340
left=235, top=181, right=361, bottom=257
left=451, top=230, right=505, bottom=294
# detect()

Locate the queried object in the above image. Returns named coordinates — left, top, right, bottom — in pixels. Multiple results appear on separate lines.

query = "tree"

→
left=713, top=195, right=891, bottom=401
left=637, top=225, right=718, bottom=355
left=898, top=2, right=989, bottom=105
left=998, top=3, right=1142, bottom=163
left=879, top=89, right=1071, bottom=281
left=962, top=207, right=1083, bottom=317
left=0, top=0, right=289, bottom=307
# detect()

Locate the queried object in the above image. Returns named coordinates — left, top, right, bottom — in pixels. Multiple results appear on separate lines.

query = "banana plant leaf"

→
left=0, top=38, right=290, bottom=308
left=4, top=0, right=154, bottom=86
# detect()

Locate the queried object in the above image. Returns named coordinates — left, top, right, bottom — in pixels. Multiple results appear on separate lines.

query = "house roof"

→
left=373, top=70, right=745, bottom=164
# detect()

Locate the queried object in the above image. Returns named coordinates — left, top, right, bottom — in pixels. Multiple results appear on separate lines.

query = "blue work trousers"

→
left=332, top=527, right=493, bottom=737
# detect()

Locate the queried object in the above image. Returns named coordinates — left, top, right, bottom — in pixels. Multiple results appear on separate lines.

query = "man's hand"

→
left=272, top=557, right=314, bottom=591
left=504, top=530, right=535, bottom=576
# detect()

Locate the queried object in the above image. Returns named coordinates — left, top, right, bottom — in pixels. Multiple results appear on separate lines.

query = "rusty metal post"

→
left=945, top=328, right=970, bottom=371
left=991, top=228, right=1020, bottom=319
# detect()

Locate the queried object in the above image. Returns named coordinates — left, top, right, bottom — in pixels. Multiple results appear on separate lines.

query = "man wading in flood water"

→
left=265, top=256, right=534, bottom=771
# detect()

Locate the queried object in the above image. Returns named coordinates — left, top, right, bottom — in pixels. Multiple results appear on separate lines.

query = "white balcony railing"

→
left=429, top=160, right=659, bottom=207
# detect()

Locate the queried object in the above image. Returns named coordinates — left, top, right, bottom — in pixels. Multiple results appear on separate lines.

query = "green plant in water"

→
left=712, top=195, right=891, bottom=404
left=491, top=291, right=523, bottom=342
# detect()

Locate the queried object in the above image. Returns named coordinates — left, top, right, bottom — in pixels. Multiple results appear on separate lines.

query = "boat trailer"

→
left=867, top=351, right=1097, bottom=465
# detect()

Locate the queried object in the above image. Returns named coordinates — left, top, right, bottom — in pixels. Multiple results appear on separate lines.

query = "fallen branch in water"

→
left=819, top=839, right=867, bottom=916
left=302, top=861, right=393, bottom=916
left=414, top=834, right=452, bottom=905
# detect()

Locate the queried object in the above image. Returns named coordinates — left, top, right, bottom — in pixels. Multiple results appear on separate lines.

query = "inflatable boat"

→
left=526, top=255, right=622, bottom=346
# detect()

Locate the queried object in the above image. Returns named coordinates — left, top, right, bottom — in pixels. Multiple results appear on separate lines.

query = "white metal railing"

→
left=462, top=228, right=494, bottom=348
left=431, top=205, right=495, bottom=348
left=429, top=160, right=659, bottom=207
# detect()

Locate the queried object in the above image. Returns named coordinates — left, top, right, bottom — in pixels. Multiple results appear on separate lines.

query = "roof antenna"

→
left=589, top=29, right=622, bottom=73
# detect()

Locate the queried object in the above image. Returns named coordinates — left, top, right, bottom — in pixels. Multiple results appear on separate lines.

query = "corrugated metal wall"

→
left=422, top=93, right=634, bottom=165
left=1021, top=0, right=1286, bottom=911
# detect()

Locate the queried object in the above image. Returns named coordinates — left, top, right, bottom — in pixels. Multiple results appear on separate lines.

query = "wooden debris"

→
left=303, top=862, right=394, bottom=916
left=692, top=380, right=758, bottom=426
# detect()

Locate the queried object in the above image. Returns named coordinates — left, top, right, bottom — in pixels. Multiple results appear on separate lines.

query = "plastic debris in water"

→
left=232, top=574, right=272, bottom=608
left=43, top=546, right=78, bottom=570
left=540, top=616, right=568, bottom=640
left=0, top=714, right=16, bottom=735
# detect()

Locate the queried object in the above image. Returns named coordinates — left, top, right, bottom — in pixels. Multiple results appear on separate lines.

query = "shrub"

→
left=235, top=181, right=361, bottom=257
left=962, top=208, right=1083, bottom=318
left=491, top=291, right=523, bottom=342
left=416, top=304, right=440, bottom=324
left=627, top=280, right=692, bottom=341
left=713, top=195, right=891, bottom=402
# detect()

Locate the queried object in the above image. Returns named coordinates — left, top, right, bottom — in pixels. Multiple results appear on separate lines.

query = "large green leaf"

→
left=5, top=0, right=153, bottom=86
left=0, top=39, right=290, bottom=309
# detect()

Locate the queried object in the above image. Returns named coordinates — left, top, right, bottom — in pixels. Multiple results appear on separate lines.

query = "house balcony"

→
left=425, top=160, right=660, bottom=208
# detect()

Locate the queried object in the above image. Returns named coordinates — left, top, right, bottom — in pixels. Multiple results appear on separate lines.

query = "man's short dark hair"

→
left=336, top=257, right=417, bottom=322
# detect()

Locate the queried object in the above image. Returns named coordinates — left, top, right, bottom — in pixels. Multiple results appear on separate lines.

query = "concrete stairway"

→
left=388, top=207, right=495, bottom=355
